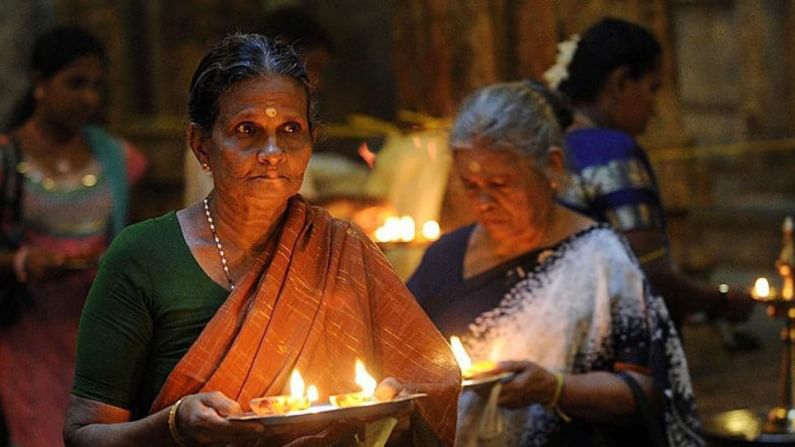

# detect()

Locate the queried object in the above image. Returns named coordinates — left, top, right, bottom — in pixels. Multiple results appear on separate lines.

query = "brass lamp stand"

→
left=753, top=217, right=795, bottom=434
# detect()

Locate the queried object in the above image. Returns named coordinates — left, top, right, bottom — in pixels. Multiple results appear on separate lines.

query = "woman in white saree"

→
left=408, top=82, right=703, bottom=447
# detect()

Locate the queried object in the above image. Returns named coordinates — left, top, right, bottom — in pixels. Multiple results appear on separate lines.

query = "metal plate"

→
left=227, top=393, right=426, bottom=426
left=462, top=372, right=514, bottom=390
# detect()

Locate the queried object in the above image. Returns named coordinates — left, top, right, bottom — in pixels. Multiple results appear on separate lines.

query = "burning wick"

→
left=450, top=336, right=497, bottom=379
left=249, top=369, right=317, bottom=415
left=374, top=216, right=440, bottom=243
left=753, top=277, right=771, bottom=300
left=329, top=359, right=379, bottom=407
left=422, top=221, right=441, bottom=241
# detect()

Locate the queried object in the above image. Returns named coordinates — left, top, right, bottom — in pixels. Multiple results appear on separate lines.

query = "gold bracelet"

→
left=637, top=247, right=667, bottom=265
left=547, top=372, right=572, bottom=423
left=168, top=397, right=189, bottom=447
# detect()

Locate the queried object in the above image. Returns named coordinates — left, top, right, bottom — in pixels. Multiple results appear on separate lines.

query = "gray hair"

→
left=449, top=82, right=564, bottom=166
left=188, top=33, right=317, bottom=133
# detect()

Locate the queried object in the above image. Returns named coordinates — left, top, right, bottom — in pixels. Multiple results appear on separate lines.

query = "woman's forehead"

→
left=453, top=148, right=528, bottom=175
left=216, top=75, right=307, bottom=117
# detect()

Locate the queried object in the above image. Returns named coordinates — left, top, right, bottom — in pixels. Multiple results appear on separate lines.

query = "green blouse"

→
left=72, top=212, right=228, bottom=418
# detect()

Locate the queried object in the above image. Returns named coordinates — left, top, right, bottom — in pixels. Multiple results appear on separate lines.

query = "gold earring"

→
left=201, top=162, right=210, bottom=172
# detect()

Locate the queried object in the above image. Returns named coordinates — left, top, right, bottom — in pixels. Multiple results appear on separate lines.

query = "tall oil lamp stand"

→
left=753, top=216, right=795, bottom=434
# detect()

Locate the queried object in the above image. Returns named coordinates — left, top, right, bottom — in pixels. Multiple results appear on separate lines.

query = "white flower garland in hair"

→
left=542, top=35, right=580, bottom=89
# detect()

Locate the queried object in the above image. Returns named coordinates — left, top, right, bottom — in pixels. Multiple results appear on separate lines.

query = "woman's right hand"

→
left=175, top=392, right=266, bottom=445
left=176, top=391, right=342, bottom=445
left=24, top=247, right=64, bottom=283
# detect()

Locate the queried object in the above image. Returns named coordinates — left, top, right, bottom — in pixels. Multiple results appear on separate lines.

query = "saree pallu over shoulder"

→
left=151, top=196, right=460, bottom=444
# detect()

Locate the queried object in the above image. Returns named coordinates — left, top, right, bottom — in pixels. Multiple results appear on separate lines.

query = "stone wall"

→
left=0, top=0, right=53, bottom=130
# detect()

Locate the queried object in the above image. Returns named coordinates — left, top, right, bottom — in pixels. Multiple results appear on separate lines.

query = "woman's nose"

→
left=82, top=87, right=102, bottom=110
left=476, top=191, right=496, bottom=210
left=257, top=137, right=286, bottom=165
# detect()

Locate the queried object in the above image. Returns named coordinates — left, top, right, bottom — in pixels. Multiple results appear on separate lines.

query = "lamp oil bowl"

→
left=449, top=336, right=498, bottom=379
left=249, top=370, right=318, bottom=416
left=329, top=392, right=373, bottom=408
left=329, top=359, right=379, bottom=408
left=250, top=395, right=311, bottom=416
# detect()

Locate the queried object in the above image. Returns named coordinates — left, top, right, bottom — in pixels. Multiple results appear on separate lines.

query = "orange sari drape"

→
left=151, top=196, right=460, bottom=445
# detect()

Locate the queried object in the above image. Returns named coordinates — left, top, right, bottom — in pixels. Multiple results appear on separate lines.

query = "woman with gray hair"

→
left=408, top=82, right=702, bottom=446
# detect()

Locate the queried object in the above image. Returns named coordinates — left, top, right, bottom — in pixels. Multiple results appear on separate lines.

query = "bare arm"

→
left=625, top=229, right=753, bottom=322
left=64, top=392, right=271, bottom=447
left=64, top=395, right=170, bottom=447
left=497, top=362, right=654, bottom=423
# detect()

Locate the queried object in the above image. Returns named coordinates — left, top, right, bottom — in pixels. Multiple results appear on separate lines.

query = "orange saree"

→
left=150, top=196, right=460, bottom=445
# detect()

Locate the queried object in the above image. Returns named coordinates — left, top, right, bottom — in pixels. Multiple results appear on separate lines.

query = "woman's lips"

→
left=254, top=171, right=287, bottom=180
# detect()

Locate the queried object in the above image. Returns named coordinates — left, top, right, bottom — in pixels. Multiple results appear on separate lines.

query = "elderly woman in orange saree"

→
left=63, top=34, right=460, bottom=446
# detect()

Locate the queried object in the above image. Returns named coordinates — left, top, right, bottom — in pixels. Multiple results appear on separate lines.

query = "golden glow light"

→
left=450, top=336, right=472, bottom=372
left=355, top=359, right=377, bottom=397
left=375, top=216, right=402, bottom=242
left=398, top=216, right=415, bottom=242
left=290, top=370, right=305, bottom=399
left=307, top=385, right=319, bottom=403
left=754, top=277, right=770, bottom=298
left=422, top=220, right=441, bottom=241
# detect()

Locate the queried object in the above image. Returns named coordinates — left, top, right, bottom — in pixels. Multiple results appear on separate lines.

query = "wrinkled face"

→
left=612, top=67, right=662, bottom=136
left=200, top=75, right=313, bottom=203
left=36, top=55, right=104, bottom=130
left=453, top=145, right=554, bottom=241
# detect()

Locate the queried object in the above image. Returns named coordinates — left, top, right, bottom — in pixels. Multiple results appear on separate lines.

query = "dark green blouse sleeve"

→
left=72, top=224, right=154, bottom=409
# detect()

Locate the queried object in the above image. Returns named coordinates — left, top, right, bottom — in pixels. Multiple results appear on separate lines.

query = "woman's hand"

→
left=374, top=377, right=406, bottom=401
left=24, top=247, right=64, bottom=283
left=175, top=391, right=266, bottom=445
left=720, top=289, right=756, bottom=323
left=495, top=361, right=558, bottom=409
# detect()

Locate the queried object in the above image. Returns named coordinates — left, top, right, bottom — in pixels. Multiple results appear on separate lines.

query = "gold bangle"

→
left=168, top=397, right=189, bottom=447
left=547, top=372, right=572, bottom=423
left=637, top=247, right=666, bottom=265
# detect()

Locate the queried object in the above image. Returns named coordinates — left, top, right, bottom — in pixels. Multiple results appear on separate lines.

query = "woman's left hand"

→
left=496, top=361, right=558, bottom=409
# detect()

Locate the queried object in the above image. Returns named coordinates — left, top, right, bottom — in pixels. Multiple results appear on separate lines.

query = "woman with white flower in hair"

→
left=408, top=81, right=703, bottom=446
left=553, top=18, right=753, bottom=332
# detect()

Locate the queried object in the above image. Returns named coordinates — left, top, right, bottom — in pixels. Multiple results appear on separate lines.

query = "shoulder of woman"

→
left=104, top=212, right=179, bottom=262
left=568, top=226, right=641, bottom=268
left=566, top=128, right=638, bottom=160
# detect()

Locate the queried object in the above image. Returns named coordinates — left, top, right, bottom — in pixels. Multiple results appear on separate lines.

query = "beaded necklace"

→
left=203, top=197, right=235, bottom=290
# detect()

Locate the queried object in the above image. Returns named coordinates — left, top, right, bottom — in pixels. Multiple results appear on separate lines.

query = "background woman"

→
left=408, top=82, right=702, bottom=446
left=556, top=17, right=752, bottom=330
left=0, top=26, right=145, bottom=447
left=64, top=33, right=459, bottom=446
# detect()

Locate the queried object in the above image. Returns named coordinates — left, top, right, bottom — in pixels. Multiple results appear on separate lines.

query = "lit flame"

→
left=422, top=220, right=441, bottom=240
left=307, top=385, right=319, bottom=402
left=450, top=336, right=472, bottom=372
left=358, top=142, right=376, bottom=169
left=375, top=216, right=418, bottom=243
left=398, top=216, right=415, bottom=242
left=754, top=277, right=770, bottom=298
left=355, top=359, right=377, bottom=397
left=375, top=216, right=402, bottom=242
left=290, top=370, right=305, bottom=398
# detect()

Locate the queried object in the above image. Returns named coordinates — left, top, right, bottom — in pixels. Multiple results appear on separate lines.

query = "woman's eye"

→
left=235, top=123, right=256, bottom=135
left=282, top=122, right=301, bottom=134
left=463, top=181, right=478, bottom=191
